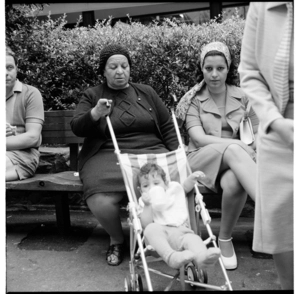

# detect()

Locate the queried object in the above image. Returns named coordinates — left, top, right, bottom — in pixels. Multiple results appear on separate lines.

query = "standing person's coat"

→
left=238, top=2, right=293, bottom=254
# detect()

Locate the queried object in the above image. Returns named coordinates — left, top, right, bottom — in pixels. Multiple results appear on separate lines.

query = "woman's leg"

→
left=273, top=251, right=294, bottom=290
left=6, top=156, right=19, bottom=181
left=220, top=144, right=256, bottom=201
left=86, top=192, right=125, bottom=245
left=218, top=169, right=247, bottom=256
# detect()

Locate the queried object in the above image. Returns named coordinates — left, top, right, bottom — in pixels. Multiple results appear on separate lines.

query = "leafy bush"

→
left=7, top=6, right=245, bottom=110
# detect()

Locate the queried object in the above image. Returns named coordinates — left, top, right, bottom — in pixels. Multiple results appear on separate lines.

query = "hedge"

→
left=7, top=8, right=245, bottom=110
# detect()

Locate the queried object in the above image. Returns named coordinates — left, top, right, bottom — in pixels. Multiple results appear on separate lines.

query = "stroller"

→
left=105, top=97, right=233, bottom=291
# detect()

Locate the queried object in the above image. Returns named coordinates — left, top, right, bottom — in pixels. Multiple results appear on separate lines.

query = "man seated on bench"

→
left=6, top=47, right=44, bottom=181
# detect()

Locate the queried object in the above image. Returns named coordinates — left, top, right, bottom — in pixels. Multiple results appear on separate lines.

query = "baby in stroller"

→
left=137, top=162, right=220, bottom=271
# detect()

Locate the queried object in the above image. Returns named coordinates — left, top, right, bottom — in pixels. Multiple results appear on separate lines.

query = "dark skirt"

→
left=80, top=143, right=169, bottom=200
left=187, top=141, right=252, bottom=193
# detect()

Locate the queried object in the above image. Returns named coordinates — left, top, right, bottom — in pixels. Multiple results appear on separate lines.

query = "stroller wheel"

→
left=186, top=264, right=198, bottom=287
left=186, top=264, right=208, bottom=288
left=197, top=268, right=208, bottom=284
left=135, top=274, right=143, bottom=291
left=124, top=275, right=143, bottom=292
left=124, top=276, right=133, bottom=292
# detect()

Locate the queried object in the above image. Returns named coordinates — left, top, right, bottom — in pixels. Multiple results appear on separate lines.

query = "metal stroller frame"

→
left=105, top=97, right=233, bottom=291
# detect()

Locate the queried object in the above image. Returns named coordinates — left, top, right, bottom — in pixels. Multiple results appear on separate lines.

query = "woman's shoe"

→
left=106, top=242, right=125, bottom=266
left=218, top=237, right=237, bottom=270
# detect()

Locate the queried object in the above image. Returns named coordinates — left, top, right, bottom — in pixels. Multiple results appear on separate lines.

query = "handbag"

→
left=239, top=102, right=255, bottom=145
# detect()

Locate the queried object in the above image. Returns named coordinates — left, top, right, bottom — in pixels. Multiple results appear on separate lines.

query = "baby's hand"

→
left=190, top=171, right=205, bottom=183
left=183, top=171, right=206, bottom=193
left=141, top=192, right=151, bottom=205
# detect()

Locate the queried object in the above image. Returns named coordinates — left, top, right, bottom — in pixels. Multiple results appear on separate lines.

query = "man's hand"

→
left=6, top=123, right=16, bottom=137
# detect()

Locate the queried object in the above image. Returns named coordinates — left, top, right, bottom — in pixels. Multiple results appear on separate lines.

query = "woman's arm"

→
left=71, top=89, right=110, bottom=138
left=188, top=125, right=241, bottom=148
left=148, top=86, right=179, bottom=150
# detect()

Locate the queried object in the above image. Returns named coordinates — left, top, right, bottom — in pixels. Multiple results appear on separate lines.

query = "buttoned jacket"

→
left=70, top=82, right=179, bottom=170
left=239, top=2, right=292, bottom=133
left=186, top=84, right=259, bottom=139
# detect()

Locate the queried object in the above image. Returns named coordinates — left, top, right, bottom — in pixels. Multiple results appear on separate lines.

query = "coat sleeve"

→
left=70, top=88, right=107, bottom=138
left=238, top=2, right=283, bottom=133
left=148, top=86, right=179, bottom=150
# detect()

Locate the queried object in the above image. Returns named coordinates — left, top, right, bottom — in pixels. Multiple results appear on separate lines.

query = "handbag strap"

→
left=245, top=100, right=252, bottom=114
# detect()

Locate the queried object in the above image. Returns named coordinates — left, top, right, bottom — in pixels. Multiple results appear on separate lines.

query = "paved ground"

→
left=6, top=206, right=285, bottom=292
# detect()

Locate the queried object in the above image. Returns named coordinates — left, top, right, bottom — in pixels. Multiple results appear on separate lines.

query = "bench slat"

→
left=42, top=123, right=73, bottom=130
left=6, top=171, right=83, bottom=192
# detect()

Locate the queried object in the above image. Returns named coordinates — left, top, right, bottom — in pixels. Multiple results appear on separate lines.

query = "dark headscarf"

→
left=99, top=44, right=132, bottom=76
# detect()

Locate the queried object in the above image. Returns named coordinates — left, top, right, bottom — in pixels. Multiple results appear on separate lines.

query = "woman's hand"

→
left=270, top=118, right=294, bottom=150
left=90, top=99, right=113, bottom=121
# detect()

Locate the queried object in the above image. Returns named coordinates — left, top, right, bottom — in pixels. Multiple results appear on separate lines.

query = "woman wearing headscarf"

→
left=176, top=41, right=258, bottom=270
left=71, top=44, right=179, bottom=266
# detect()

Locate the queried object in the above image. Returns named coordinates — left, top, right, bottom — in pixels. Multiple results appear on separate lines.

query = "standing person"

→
left=238, top=2, right=294, bottom=289
left=70, top=44, right=179, bottom=266
left=6, top=47, right=44, bottom=182
left=176, top=41, right=259, bottom=270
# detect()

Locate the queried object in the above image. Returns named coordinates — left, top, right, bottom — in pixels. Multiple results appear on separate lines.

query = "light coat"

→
left=238, top=2, right=292, bottom=133
left=238, top=2, right=293, bottom=254
left=186, top=84, right=259, bottom=150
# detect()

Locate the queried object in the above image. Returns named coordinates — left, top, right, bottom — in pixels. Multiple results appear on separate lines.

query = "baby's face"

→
left=139, top=172, right=167, bottom=194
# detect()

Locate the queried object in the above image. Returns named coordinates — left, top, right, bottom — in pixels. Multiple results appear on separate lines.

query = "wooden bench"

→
left=6, top=110, right=216, bottom=234
left=6, top=110, right=84, bottom=234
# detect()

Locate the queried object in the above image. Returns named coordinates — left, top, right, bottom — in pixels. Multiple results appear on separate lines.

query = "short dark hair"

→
left=137, top=162, right=167, bottom=186
left=6, top=47, right=18, bottom=66
left=195, top=50, right=238, bottom=86
left=98, top=44, right=131, bottom=76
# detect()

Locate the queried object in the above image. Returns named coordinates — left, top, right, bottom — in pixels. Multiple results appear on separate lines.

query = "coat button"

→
left=228, top=114, right=232, bottom=119
left=149, top=108, right=152, bottom=111
left=138, top=98, right=141, bottom=101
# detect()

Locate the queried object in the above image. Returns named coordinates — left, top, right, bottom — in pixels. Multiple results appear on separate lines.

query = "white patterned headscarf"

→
left=176, top=42, right=231, bottom=122
left=200, top=41, right=231, bottom=69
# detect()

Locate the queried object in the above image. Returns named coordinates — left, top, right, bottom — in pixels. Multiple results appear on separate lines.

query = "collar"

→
left=267, top=2, right=289, bottom=10
left=13, top=79, right=23, bottom=93
left=196, top=84, right=243, bottom=102
left=196, top=84, right=243, bottom=116
left=6, top=79, right=22, bottom=101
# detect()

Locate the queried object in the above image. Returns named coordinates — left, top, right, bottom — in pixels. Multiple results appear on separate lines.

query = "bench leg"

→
left=54, top=192, right=71, bottom=235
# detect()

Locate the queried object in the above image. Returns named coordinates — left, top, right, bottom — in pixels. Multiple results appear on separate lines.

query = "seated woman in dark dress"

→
left=71, top=44, right=179, bottom=266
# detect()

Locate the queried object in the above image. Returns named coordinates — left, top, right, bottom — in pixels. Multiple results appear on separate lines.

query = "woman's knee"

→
left=224, top=143, right=247, bottom=162
left=86, top=192, right=125, bottom=211
left=220, top=169, right=243, bottom=194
